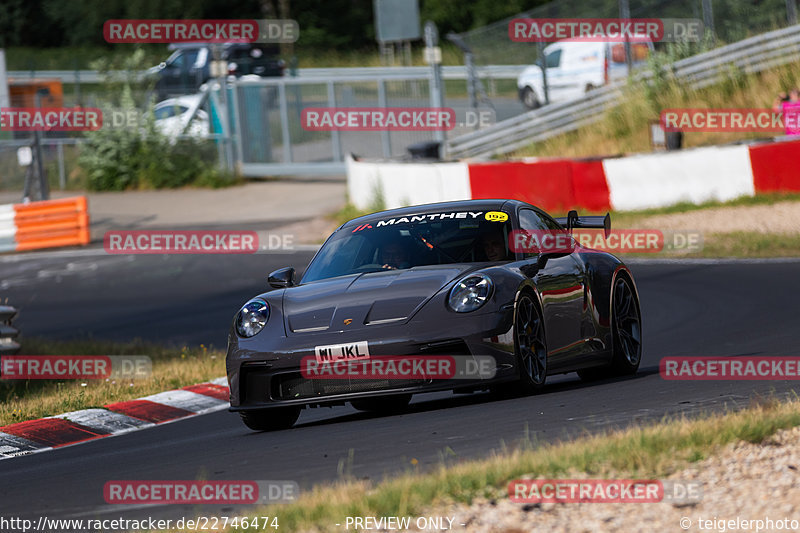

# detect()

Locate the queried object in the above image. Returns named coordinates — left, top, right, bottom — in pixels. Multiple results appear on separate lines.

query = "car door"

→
left=517, top=208, right=586, bottom=370
left=540, top=45, right=569, bottom=103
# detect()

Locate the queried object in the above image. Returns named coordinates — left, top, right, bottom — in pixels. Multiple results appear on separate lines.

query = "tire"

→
left=578, top=275, right=642, bottom=381
left=512, top=293, right=548, bottom=394
left=351, top=394, right=412, bottom=413
left=609, top=275, right=642, bottom=375
left=239, top=406, right=301, bottom=431
left=521, top=87, right=540, bottom=110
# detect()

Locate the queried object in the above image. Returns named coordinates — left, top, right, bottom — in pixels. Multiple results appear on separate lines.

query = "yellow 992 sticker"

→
left=485, top=211, right=508, bottom=222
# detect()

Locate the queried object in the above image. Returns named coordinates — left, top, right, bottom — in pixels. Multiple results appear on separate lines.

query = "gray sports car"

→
left=226, top=199, right=642, bottom=431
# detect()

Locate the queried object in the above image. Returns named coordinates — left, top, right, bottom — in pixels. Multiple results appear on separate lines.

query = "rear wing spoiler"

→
left=555, top=210, right=611, bottom=238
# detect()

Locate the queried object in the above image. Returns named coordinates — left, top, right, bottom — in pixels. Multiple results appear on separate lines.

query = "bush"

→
left=78, top=86, right=233, bottom=191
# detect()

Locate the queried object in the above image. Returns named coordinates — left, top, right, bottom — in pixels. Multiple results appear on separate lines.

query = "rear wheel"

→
left=578, top=275, right=641, bottom=381
left=513, top=293, right=548, bottom=394
left=239, top=406, right=300, bottom=431
left=609, top=275, right=642, bottom=374
left=351, top=394, right=412, bottom=413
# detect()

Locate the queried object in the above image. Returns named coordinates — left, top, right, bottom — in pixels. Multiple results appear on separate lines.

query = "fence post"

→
left=377, top=78, right=392, bottom=158
left=278, top=82, right=293, bottom=163
left=788, top=0, right=798, bottom=25
left=57, top=142, right=65, bottom=189
left=327, top=80, right=342, bottom=162
left=702, top=0, right=716, bottom=45
left=425, top=21, right=446, bottom=157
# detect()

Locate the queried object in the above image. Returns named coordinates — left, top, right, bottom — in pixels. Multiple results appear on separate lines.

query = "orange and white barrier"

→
left=0, top=196, right=90, bottom=253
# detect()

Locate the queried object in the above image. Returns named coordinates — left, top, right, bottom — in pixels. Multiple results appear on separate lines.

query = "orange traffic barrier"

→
left=2, top=196, right=90, bottom=252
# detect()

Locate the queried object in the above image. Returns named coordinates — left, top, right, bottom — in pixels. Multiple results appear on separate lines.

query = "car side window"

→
left=519, top=209, right=548, bottom=231
left=167, top=52, right=184, bottom=69
left=545, top=49, right=562, bottom=68
left=154, top=105, right=177, bottom=120
left=538, top=211, right=563, bottom=231
left=518, top=209, right=549, bottom=259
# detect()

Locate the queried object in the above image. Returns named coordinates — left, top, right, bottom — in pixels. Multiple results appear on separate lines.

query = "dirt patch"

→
left=636, top=201, right=800, bottom=235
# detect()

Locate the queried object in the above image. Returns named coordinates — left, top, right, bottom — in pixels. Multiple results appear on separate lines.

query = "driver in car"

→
left=478, top=228, right=510, bottom=261
left=380, top=242, right=412, bottom=270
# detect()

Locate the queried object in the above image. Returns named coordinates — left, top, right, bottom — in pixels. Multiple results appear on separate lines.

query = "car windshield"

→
left=301, top=211, right=513, bottom=283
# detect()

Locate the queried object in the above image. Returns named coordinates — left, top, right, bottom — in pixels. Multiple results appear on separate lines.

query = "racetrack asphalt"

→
left=1, top=251, right=799, bottom=521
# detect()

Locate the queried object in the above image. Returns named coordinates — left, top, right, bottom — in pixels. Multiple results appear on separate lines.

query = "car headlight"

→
left=236, top=298, right=270, bottom=337
left=448, top=274, right=493, bottom=313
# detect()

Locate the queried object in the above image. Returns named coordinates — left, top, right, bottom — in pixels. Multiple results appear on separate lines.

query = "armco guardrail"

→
left=0, top=306, right=20, bottom=356
left=0, top=196, right=90, bottom=253
left=7, top=65, right=525, bottom=83
left=448, top=24, right=800, bottom=160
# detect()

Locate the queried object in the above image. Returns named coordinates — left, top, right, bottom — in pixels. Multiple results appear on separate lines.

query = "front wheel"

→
left=513, top=293, right=548, bottom=394
left=520, top=87, right=540, bottom=110
left=239, top=406, right=301, bottom=431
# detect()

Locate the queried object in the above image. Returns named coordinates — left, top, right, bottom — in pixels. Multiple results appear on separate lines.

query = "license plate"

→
left=314, top=341, right=370, bottom=363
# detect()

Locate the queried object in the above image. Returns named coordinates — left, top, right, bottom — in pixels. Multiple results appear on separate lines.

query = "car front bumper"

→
left=226, top=305, right=517, bottom=410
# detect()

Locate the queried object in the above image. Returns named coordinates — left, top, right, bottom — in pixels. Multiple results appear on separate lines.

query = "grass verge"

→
left=0, top=338, right=225, bottom=426
left=228, top=396, right=800, bottom=533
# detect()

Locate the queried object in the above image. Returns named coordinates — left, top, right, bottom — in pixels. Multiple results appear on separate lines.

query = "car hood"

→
left=281, top=265, right=477, bottom=334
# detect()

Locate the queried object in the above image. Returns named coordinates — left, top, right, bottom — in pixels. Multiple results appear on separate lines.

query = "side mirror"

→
left=268, top=267, right=295, bottom=289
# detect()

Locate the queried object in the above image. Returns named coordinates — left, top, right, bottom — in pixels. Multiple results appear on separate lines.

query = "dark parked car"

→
left=226, top=199, right=642, bottom=431
left=148, top=43, right=285, bottom=99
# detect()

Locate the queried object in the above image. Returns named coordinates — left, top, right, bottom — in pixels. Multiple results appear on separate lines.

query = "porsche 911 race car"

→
left=226, top=199, right=642, bottom=431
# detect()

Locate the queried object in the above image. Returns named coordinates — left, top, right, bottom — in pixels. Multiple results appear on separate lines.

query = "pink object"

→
left=782, top=101, right=800, bottom=135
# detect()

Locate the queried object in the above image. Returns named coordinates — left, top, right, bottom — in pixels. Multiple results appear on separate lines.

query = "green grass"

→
left=0, top=338, right=225, bottom=426
left=209, top=396, right=800, bottom=532
left=692, top=232, right=800, bottom=258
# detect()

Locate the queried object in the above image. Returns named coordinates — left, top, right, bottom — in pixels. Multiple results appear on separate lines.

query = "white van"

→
left=516, top=39, right=654, bottom=109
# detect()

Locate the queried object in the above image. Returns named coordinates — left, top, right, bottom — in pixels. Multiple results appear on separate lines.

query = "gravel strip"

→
left=395, top=426, right=800, bottom=533
left=637, top=201, right=800, bottom=235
